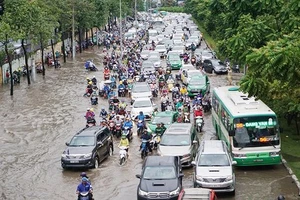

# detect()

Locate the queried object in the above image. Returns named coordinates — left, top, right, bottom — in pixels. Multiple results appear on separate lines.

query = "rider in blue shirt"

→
left=137, top=111, right=145, bottom=121
left=123, top=118, right=133, bottom=129
left=76, top=177, right=93, bottom=200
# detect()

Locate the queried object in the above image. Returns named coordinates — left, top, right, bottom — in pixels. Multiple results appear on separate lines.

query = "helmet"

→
left=121, top=134, right=127, bottom=139
left=93, top=75, right=96, bottom=78
left=119, top=81, right=123, bottom=84
left=139, top=111, right=143, bottom=114
left=161, top=122, right=164, bottom=126
left=90, top=108, right=94, bottom=112
left=82, top=177, right=88, bottom=182
left=89, top=81, right=92, bottom=85
left=277, top=195, right=285, bottom=200
left=111, top=111, right=115, bottom=114
left=102, top=107, right=105, bottom=110
left=87, top=108, right=90, bottom=111
left=86, top=77, right=90, bottom=80
left=80, top=172, right=87, bottom=177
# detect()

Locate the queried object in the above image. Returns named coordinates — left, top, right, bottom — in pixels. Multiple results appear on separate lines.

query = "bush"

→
left=158, top=7, right=184, bottom=13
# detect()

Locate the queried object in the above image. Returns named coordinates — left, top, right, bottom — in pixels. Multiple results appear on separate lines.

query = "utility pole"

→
left=72, top=0, right=75, bottom=59
left=135, top=0, right=137, bottom=22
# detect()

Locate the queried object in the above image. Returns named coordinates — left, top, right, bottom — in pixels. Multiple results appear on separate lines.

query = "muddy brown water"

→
left=0, top=47, right=299, bottom=200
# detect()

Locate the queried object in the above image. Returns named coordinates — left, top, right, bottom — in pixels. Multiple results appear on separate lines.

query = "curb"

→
left=281, top=156, right=300, bottom=196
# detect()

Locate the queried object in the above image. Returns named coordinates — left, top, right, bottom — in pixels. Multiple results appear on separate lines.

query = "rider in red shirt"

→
left=194, top=106, right=203, bottom=117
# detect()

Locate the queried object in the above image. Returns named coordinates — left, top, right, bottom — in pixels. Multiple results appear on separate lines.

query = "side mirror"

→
left=179, top=173, right=184, bottom=178
left=65, top=142, right=69, bottom=146
left=232, top=161, right=237, bottom=165
left=136, top=174, right=141, bottom=179
left=229, top=130, right=235, bottom=137
left=191, top=161, right=196, bottom=166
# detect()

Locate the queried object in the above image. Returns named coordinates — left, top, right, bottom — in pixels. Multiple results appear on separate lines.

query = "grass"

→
left=279, top=118, right=300, bottom=180
left=193, top=18, right=217, bottom=51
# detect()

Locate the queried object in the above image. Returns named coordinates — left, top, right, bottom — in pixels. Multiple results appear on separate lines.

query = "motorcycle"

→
left=137, top=120, right=144, bottom=136
left=150, top=83, right=158, bottom=97
left=167, top=77, right=175, bottom=92
left=195, top=116, right=204, bottom=132
left=86, top=118, right=96, bottom=127
left=191, top=57, right=196, bottom=66
left=104, top=73, right=110, bottom=80
left=123, top=126, right=133, bottom=142
left=115, top=123, right=122, bottom=138
left=202, top=100, right=211, bottom=113
left=90, top=96, right=98, bottom=105
left=118, top=88, right=126, bottom=97
left=119, top=146, right=128, bottom=165
left=141, top=139, right=149, bottom=159
left=85, top=61, right=98, bottom=71
left=118, top=106, right=126, bottom=116
left=109, top=120, right=115, bottom=134
left=183, top=112, right=190, bottom=123
left=161, top=101, right=168, bottom=112
left=150, top=134, right=161, bottom=150
left=78, top=191, right=90, bottom=200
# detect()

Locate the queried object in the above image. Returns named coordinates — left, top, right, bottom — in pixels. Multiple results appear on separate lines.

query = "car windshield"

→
left=198, top=154, right=230, bottom=166
left=188, top=71, right=201, bottom=77
left=233, top=116, right=280, bottom=148
left=160, top=134, right=190, bottom=146
left=189, top=77, right=206, bottom=85
left=148, top=57, right=159, bottom=62
left=132, top=85, right=149, bottom=93
left=156, top=46, right=165, bottom=50
left=143, top=166, right=176, bottom=179
left=69, top=136, right=95, bottom=146
left=149, top=32, right=158, bottom=36
left=133, top=100, right=152, bottom=108
left=169, top=55, right=180, bottom=61
left=202, top=51, right=213, bottom=58
left=152, top=116, right=173, bottom=125
left=173, top=46, right=183, bottom=51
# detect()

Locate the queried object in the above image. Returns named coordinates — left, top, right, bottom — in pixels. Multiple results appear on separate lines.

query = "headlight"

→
left=233, top=153, right=247, bottom=158
left=225, top=175, right=233, bottom=181
left=196, top=175, right=204, bottom=181
left=84, top=153, right=92, bottom=159
left=270, top=152, right=280, bottom=157
left=138, top=188, right=148, bottom=196
left=169, top=187, right=180, bottom=196
left=61, top=153, right=67, bottom=158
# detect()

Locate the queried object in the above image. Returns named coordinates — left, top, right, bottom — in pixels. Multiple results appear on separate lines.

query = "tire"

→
left=109, top=145, right=113, bottom=156
left=93, top=157, right=99, bottom=169
left=120, top=157, right=125, bottom=165
left=193, top=182, right=197, bottom=188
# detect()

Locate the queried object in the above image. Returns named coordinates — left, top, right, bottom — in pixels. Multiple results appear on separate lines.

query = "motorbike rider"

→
left=175, top=100, right=183, bottom=111
left=180, top=85, right=188, bottom=96
left=111, top=95, right=120, bottom=104
left=160, top=93, right=169, bottom=111
left=140, top=129, right=152, bottom=153
left=108, top=110, right=116, bottom=120
left=90, top=93, right=98, bottom=105
left=166, top=102, right=174, bottom=111
left=91, top=76, right=97, bottom=85
left=119, top=100, right=127, bottom=110
left=103, top=83, right=111, bottom=97
left=137, top=111, right=146, bottom=127
left=104, top=66, right=110, bottom=76
left=123, top=117, right=133, bottom=130
left=85, top=108, right=95, bottom=120
left=80, top=172, right=91, bottom=184
left=277, top=195, right=285, bottom=200
left=125, top=109, right=132, bottom=119
left=118, top=81, right=126, bottom=96
left=194, top=106, right=204, bottom=123
left=114, top=115, right=123, bottom=125
left=119, top=134, right=130, bottom=156
left=155, top=123, right=167, bottom=136
left=99, top=107, right=108, bottom=119
left=76, top=177, right=93, bottom=200
left=149, top=73, right=156, bottom=83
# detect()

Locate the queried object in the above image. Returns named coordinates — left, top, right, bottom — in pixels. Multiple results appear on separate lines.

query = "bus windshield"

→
left=233, top=116, right=280, bottom=148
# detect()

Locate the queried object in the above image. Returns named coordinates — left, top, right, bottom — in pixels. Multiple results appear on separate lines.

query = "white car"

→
left=155, top=45, right=167, bottom=57
left=141, top=50, right=150, bottom=60
left=131, top=98, right=156, bottom=120
left=148, top=55, right=161, bottom=70
left=131, top=82, right=152, bottom=103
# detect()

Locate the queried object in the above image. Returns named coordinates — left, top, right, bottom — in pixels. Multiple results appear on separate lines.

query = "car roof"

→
left=133, top=97, right=151, bottom=101
left=155, top=111, right=175, bottom=116
left=77, top=126, right=103, bottom=136
left=200, top=140, right=227, bottom=154
left=144, top=156, right=179, bottom=167
left=165, top=123, right=192, bottom=134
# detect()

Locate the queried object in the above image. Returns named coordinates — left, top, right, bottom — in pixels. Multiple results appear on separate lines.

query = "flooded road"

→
left=0, top=47, right=299, bottom=200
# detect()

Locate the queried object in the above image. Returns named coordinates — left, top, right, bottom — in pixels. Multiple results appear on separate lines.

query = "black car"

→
left=61, top=126, right=113, bottom=169
left=203, top=59, right=228, bottom=74
left=136, top=156, right=184, bottom=200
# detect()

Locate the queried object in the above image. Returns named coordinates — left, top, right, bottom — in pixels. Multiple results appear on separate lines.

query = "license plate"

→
left=70, top=160, right=79, bottom=163
left=254, top=159, right=263, bottom=162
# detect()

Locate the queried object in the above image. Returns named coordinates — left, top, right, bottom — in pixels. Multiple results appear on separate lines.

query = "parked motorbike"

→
left=195, top=116, right=204, bottom=132
left=119, top=146, right=128, bottom=165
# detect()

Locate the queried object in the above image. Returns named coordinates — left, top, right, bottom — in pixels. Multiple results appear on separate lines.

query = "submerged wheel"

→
left=93, top=157, right=99, bottom=169
left=120, top=157, right=126, bottom=165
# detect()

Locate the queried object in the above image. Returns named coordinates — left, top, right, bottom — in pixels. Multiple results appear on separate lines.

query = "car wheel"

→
left=109, top=145, right=113, bottom=156
left=193, top=181, right=198, bottom=188
left=212, top=69, right=215, bottom=74
left=93, top=157, right=99, bottom=169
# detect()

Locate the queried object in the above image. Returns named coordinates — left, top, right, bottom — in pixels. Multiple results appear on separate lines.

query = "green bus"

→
left=212, top=86, right=281, bottom=166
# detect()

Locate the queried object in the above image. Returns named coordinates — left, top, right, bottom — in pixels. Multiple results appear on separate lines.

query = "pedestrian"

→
left=5, top=70, right=10, bottom=84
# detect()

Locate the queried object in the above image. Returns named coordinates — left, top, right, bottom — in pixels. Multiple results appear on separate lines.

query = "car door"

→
left=96, top=132, right=108, bottom=162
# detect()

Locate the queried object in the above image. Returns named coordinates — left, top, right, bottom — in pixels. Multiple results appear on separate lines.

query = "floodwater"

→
left=0, top=46, right=299, bottom=200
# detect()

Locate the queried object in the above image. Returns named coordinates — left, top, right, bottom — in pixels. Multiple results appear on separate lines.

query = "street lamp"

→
left=119, top=0, right=122, bottom=64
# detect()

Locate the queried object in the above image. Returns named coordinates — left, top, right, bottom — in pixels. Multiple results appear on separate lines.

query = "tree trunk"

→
left=70, top=31, right=73, bottom=55
left=91, top=28, right=94, bottom=44
left=51, top=39, right=57, bottom=68
left=85, top=28, right=88, bottom=49
left=21, top=39, right=30, bottom=85
left=78, top=28, right=82, bottom=53
left=62, top=37, right=66, bottom=63
left=4, top=37, right=13, bottom=96
left=41, top=44, right=45, bottom=76
left=295, top=114, right=299, bottom=135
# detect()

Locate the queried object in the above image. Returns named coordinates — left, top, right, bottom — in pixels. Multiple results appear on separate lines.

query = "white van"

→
left=148, top=29, right=159, bottom=43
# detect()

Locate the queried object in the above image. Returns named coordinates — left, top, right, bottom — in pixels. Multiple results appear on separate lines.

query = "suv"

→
left=157, top=123, right=197, bottom=167
left=136, top=156, right=184, bottom=200
left=192, top=140, right=236, bottom=194
left=61, top=126, right=113, bottom=169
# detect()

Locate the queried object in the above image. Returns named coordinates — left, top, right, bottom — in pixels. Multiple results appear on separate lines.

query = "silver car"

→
left=157, top=123, right=197, bottom=167
left=192, top=140, right=236, bottom=194
left=148, top=55, right=161, bottom=70
left=131, top=82, right=152, bottom=103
